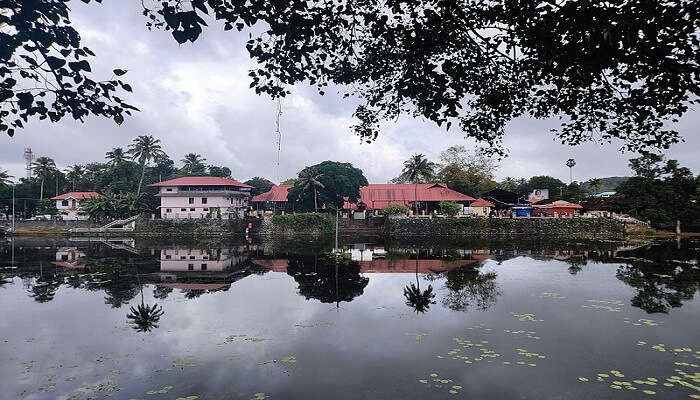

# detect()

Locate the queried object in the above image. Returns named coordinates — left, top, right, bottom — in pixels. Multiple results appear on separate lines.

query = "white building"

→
left=148, top=176, right=253, bottom=219
left=51, top=191, right=101, bottom=220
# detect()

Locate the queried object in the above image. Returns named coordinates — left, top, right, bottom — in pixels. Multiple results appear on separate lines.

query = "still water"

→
left=0, top=237, right=698, bottom=400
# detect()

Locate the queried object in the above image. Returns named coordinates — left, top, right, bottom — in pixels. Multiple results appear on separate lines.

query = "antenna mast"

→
left=274, top=98, right=282, bottom=182
left=24, top=148, right=34, bottom=179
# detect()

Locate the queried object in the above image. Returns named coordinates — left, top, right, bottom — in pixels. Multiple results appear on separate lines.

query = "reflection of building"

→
left=51, top=247, right=86, bottom=269
left=149, top=176, right=253, bottom=219
left=51, top=192, right=101, bottom=220
left=159, top=248, right=247, bottom=272
left=157, top=247, right=254, bottom=294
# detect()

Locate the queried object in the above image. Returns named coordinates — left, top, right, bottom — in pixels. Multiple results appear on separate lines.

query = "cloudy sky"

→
left=1, top=2, right=698, bottom=185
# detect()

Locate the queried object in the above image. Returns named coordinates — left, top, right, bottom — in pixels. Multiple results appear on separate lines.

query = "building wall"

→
left=472, top=206, right=491, bottom=217
left=55, top=199, right=89, bottom=220
left=159, top=192, right=249, bottom=219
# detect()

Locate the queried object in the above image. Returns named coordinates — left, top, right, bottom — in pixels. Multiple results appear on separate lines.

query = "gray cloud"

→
left=1, top=2, right=697, bottom=184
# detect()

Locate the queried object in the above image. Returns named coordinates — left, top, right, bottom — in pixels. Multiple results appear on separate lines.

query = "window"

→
left=61, top=200, right=69, bottom=206
left=190, top=208, right=195, bottom=211
left=188, top=264, right=194, bottom=271
left=165, top=208, right=172, bottom=213
left=202, top=197, right=208, bottom=204
left=180, top=256, right=186, bottom=260
left=165, top=255, right=171, bottom=260
left=166, top=188, right=173, bottom=192
left=181, top=208, right=187, bottom=212
left=203, top=208, right=209, bottom=211
left=189, top=256, right=195, bottom=260
left=188, top=198, right=194, bottom=204
left=201, top=264, right=207, bottom=271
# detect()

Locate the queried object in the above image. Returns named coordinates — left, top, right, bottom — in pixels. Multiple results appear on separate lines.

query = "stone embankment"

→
left=2, top=214, right=628, bottom=240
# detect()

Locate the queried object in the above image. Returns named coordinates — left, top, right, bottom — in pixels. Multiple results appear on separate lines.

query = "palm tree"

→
left=403, top=252, right=436, bottom=313
left=126, top=272, right=164, bottom=332
left=566, top=158, right=576, bottom=184
left=401, top=153, right=436, bottom=215
left=298, top=170, right=325, bottom=212
left=127, top=135, right=166, bottom=196
left=64, top=165, right=85, bottom=191
left=32, top=156, right=56, bottom=200
left=180, top=153, right=207, bottom=175
left=0, top=169, right=13, bottom=187
left=105, top=147, right=127, bottom=166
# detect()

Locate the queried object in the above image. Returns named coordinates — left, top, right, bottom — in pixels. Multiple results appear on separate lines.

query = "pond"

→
left=0, top=237, right=698, bottom=400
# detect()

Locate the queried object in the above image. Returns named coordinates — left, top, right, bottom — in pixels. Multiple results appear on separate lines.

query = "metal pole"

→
left=12, top=184, right=15, bottom=233
left=335, top=208, right=339, bottom=252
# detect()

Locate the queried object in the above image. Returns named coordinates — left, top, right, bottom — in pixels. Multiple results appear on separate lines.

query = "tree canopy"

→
left=3, top=1, right=698, bottom=155
left=244, top=177, right=275, bottom=196
left=288, top=161, right=368, bottom=211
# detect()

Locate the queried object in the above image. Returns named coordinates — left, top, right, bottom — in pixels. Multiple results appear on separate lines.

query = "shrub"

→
left=439, top=201, right=462, bottom=217
left=381, top=204, right=409, bottom=215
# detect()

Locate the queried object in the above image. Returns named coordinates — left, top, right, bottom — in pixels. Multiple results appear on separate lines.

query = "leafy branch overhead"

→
left=142, top=0, right=699, bottom=155
left=2, top=1, right=698, bottom=156
left=0, top=0, right=137, bottom=137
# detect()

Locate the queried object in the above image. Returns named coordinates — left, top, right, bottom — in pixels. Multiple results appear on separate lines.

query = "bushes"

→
left=439, top=201, right=462, bottom=217
left=270, top=213, right=335, bottom=233
left=381, top=204, right=409, bottom=216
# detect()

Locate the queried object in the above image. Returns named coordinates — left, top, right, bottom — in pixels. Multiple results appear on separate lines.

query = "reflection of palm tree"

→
left=403, top=252, right=436, bottom=313
left=126, top=270, right=164, bottom=332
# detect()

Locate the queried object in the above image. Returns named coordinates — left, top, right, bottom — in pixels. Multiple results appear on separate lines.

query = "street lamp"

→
left=12, top=182, right=15, bottom=234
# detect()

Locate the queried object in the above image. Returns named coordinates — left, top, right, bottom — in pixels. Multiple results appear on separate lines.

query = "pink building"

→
left=149, top=176, right=253, bottom=219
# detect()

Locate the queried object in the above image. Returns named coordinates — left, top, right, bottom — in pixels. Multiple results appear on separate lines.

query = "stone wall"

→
left=0, top=220, right=98, bottom=234
left=132, top=218, right=259, bottom=236
left=385, top=217, right=625, bottom=240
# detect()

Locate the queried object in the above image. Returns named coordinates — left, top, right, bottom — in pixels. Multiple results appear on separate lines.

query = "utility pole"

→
left=12, top=184, right=15, bottom=233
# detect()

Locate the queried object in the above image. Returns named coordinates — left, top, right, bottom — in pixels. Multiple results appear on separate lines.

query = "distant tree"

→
left=400, top=154, right=437, bottom=215
left=105, top=148, right=127, bottom=166
left=150, top=157, right=177, bottom=182
left=562, top=182, right=587, bottom=203
left=616, top=154, right=699, bottom=227
left=35, top=199, right=58, bottom=216
left=499, top=177, right=519, bottom=193
left=180, top=153, right=207, bottom=176
left=585, top=178, right=603, bottom=194
left=64, top=165, right=85, bottom=191
left=566, top=159, right=576, bottom=184
left=208, top=165, right=232, bottom=178
left=128, top=135, right=166, bottom=196
left=280, top=178, right=297, bottom=185
left=31, top=156, right=56, bottom=200
left=245, top=177, right=275, bottom=196
left=288, top=161, right=368, bottom=212
left=0, top=169, right=13, bottom=187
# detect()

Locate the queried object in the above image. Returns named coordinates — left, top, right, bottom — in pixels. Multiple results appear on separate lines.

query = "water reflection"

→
left=0, top=237, right=698, bottom=317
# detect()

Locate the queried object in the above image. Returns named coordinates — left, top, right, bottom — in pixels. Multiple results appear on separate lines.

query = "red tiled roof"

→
left=344, top=183, right=475, bottom=210
left=251, top=185, right=293, bottom=202
left=470, top=198, right=494, bottom=207
left=148, top=176, right=253, bottom=188
left=51, top=191, right=101, bottom=200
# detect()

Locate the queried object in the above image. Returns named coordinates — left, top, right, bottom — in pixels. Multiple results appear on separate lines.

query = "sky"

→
left=1, top=2, right=698, bottom=185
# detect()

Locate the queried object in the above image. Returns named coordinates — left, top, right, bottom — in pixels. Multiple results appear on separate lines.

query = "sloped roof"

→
left=51, top=191, right=101, bottom=200
left=251, top=185, right=293, bottom=202
left=470, top=198, right=494, bottom=207
left=148, top=176, right=253, bottom=188
left=344, top=183, right=475, bottom=210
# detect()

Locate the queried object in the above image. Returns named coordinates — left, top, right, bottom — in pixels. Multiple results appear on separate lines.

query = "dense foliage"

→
left=287, top=161, right=368, bottom=212
left=615, top=154, right=699, bottom=227
left=244, top=177, right=275, bottom=196
left=7, top=1, right=697, bottom=156
left=380, top=204, right=409, bottom=216
left=439, top=201, right=462, bottom=217
left=0, top=135, right=249, bottom=219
